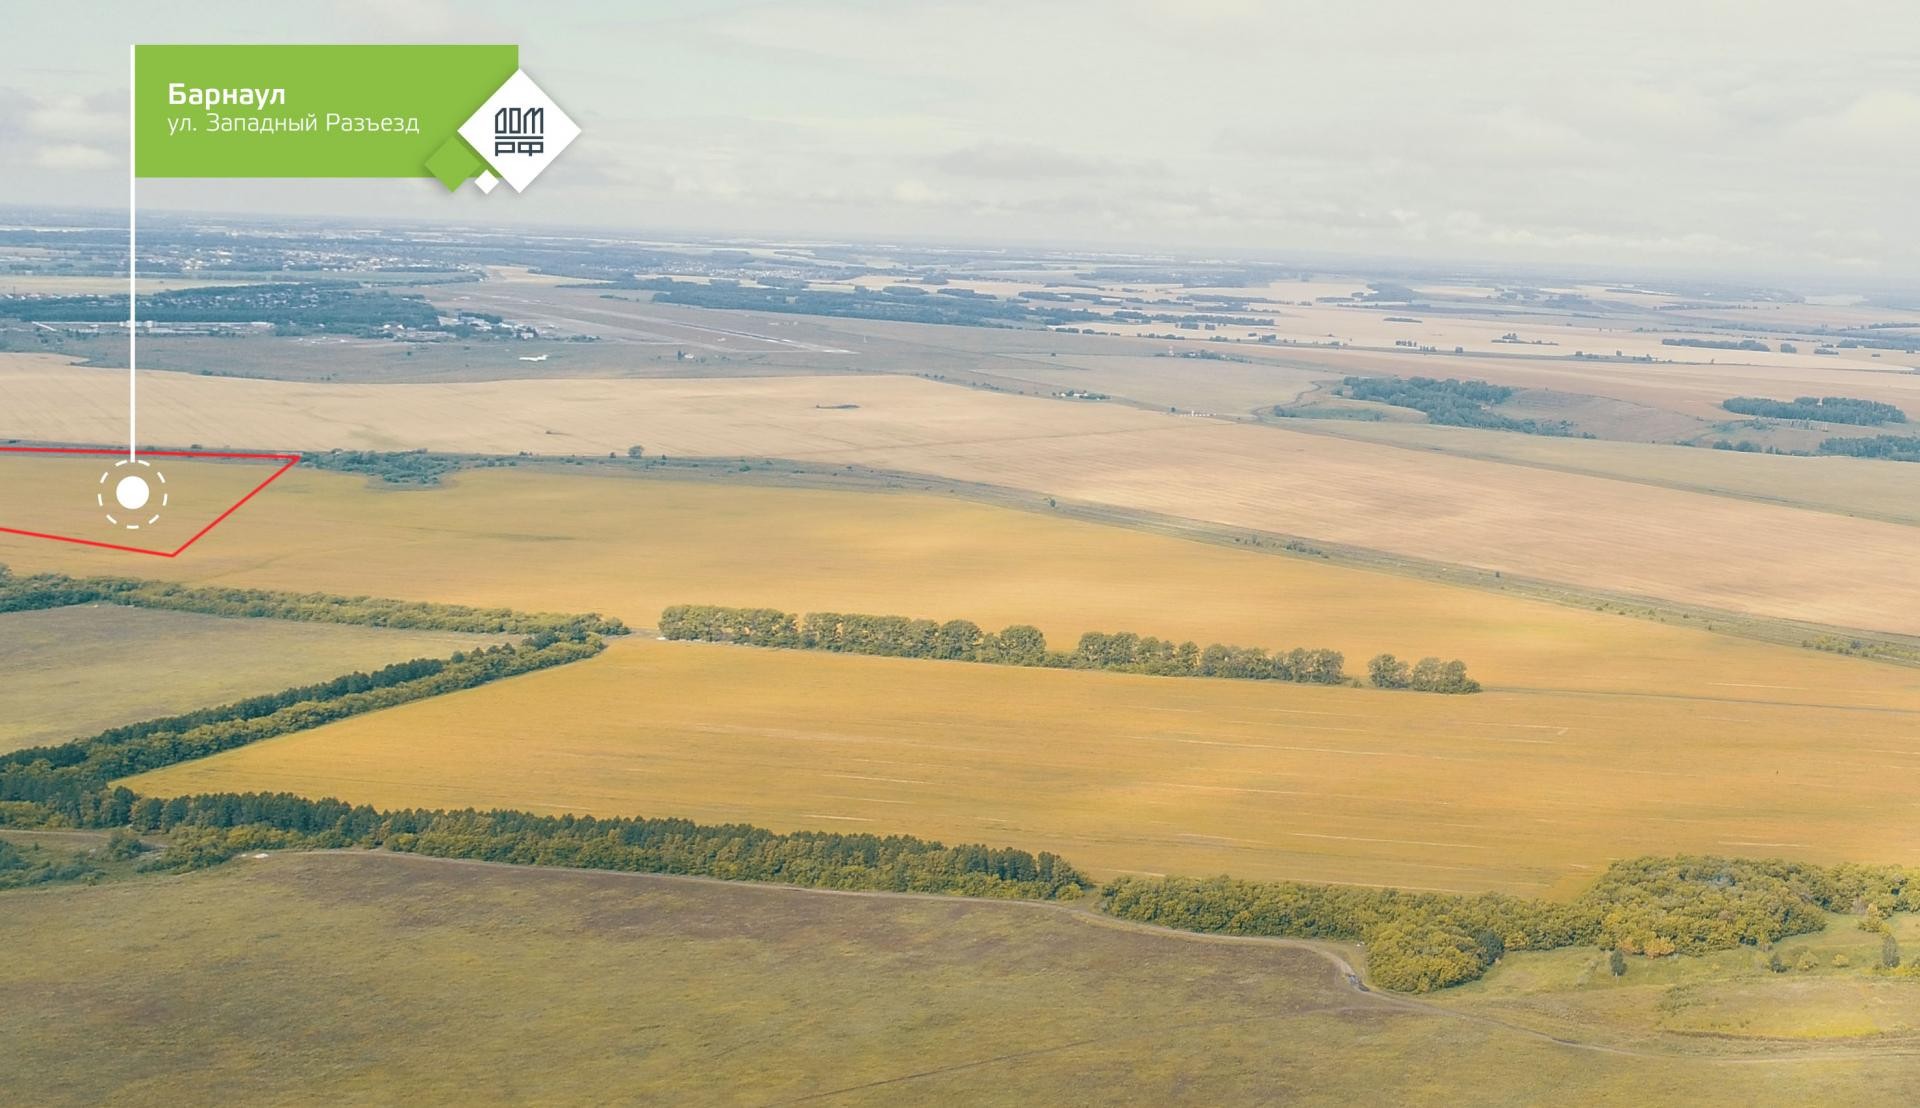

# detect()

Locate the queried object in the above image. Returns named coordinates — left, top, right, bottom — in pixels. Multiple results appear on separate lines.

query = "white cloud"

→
left=32, top=144, right=116, bottom=171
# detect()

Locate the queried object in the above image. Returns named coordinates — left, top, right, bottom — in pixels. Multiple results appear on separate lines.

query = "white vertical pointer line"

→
left=128, top=43, right=137, bottom=462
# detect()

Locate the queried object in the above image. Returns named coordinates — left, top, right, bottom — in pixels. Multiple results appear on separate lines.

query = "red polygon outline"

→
left=0, top=445, right=301, bottom=558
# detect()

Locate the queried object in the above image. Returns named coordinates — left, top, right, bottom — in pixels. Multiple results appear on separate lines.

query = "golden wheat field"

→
left=122, top=634, right=1920, bottom=896
left=6, top=354, right=1919, bottom=634
left=5, top=458, right=1897, bottom=895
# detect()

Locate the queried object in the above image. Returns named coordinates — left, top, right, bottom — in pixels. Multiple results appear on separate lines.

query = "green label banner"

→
left=134, top=45, right=518, bottom=183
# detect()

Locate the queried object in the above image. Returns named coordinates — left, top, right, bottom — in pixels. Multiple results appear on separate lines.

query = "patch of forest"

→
left=1723, top=395, right=1907, bottom=425
left=1337, top=376, right=1573, bottom=435
left=1815, top=434, right=1920, bottom=462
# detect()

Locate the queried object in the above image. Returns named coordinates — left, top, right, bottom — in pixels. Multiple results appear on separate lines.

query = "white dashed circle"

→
left=97, top=460, right=167, bottom=530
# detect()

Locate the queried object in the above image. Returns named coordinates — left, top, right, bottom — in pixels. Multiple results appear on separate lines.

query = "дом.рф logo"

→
left=458, top=70, right=580, bottom=193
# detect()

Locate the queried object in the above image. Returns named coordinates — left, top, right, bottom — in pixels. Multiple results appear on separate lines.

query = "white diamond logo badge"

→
left=458, top=69, right=581, bottom=193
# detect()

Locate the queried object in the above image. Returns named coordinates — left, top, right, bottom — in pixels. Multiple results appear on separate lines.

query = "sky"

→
left=3, top=0, right=1917, bottom=285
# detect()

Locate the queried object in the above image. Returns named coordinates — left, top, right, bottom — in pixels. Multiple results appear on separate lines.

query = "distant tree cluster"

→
left=0, top=282, right=442, bottom=336
left=303, top=450, right=465, bottom=485
left=1103, top=855, right=1920, bottom=993
left=634, top=278, right=1099, bottom=328
left=0, top=567, right=627, bottom=638
left=1723, top=395, right=1907, bottom=425
left=1816, top=434, right=1920, bottom=462
left=1338, top=376, right=1571, bottom=435
left=1663, top=337, right=1771, bottom=352
left=656, top=604, right=1479, bottom=691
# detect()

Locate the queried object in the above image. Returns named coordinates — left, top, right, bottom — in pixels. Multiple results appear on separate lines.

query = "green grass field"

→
left=0, top=606, right=498, bottom=751
left=3, top=850, right=1916, bottom=1106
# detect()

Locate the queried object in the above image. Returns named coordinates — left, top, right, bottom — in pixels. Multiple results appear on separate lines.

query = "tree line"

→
left=658, top=604, right=1479, bottom=692
left=0, top=567, right=627, bottom=638
left=1102, top=854, right=1920, bottom=992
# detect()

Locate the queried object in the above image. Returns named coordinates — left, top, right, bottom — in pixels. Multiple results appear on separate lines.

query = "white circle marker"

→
left=97, top=460, right=166, bottom=529
left=115, top=475, right=151, bottom=510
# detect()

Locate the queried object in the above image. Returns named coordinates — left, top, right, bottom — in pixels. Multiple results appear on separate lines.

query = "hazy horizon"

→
left=4, top=1, right=1917, bottom=288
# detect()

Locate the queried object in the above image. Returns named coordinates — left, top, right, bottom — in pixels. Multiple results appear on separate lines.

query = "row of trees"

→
left=1102, top=854, right=1920, bottom=992
left=1069, top=631, right=1351, bottom=684
left=0, top=567, right=628, bottom=638
left=8, top=790, right=1088, bottom=901
left=658, top=605, right=1481, bottom=693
